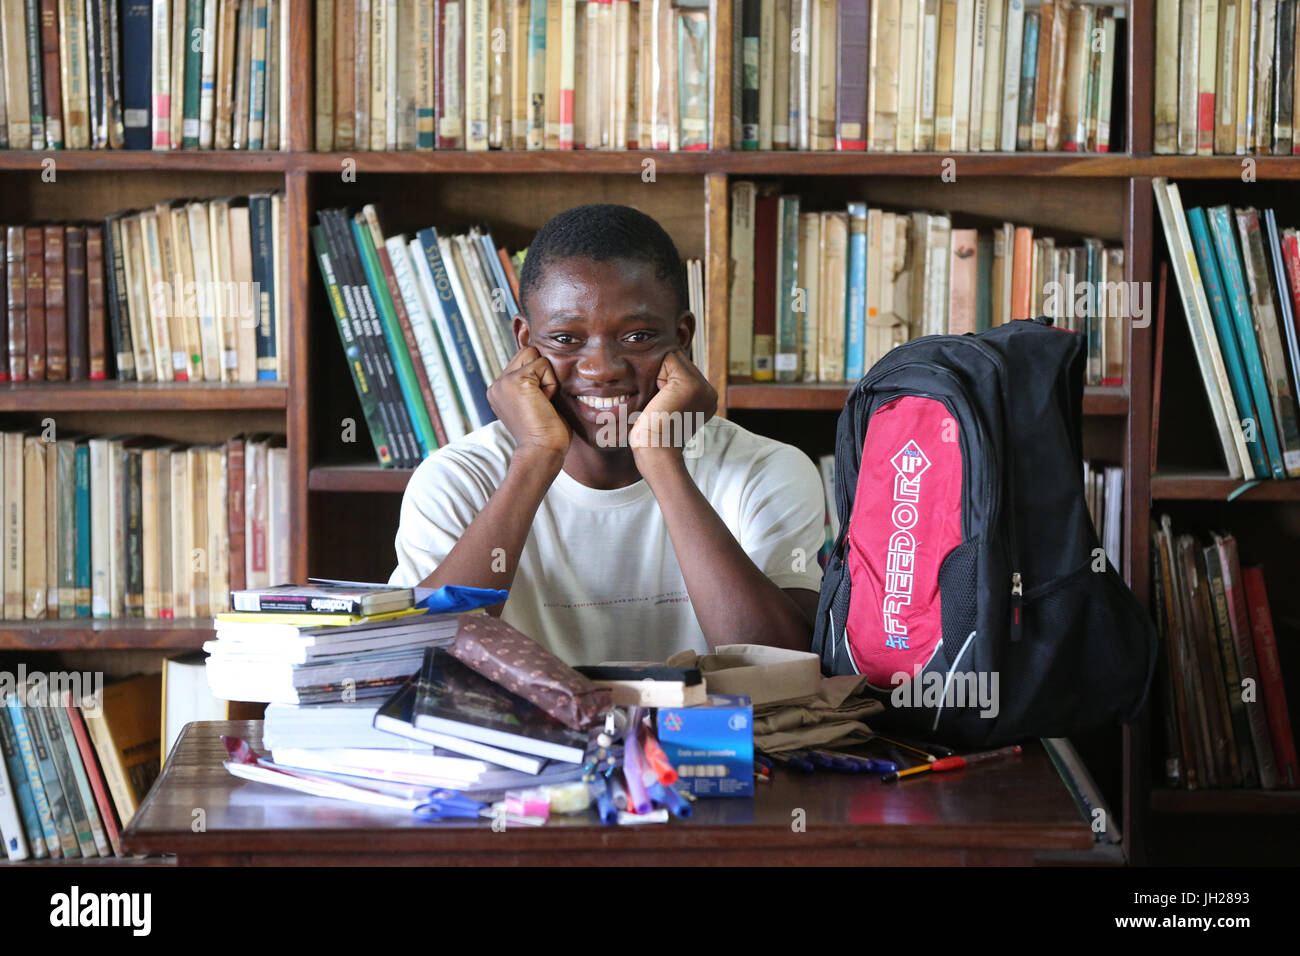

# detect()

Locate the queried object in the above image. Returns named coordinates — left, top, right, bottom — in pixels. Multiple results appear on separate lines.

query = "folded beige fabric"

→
left=752, top=674, right=885, bottom=753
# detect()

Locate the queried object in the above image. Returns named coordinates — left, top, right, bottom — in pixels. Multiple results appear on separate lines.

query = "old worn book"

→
left=1041, top=0, right=1069, bottom=150
left=1195, top=0, right=1219, bottom=155
left=728, top=181, right=755, bottom=377
left=835, top=0, right=867, bottom=149
left=934, top=0, right=957, bottom=150
left=24, top=436, right=46, bottom=619
left=3, top=433, right=23, bottom=619
left=818, top=211, right=848, bottom=381
left=811, top=0, right=836, bottom=149
left=466, top=0, right=489, bottom=148
left=82, top=673, right=162, bottom=825
left=1154, top=0, right=1179, bottom=152
left=67, top=227, right=88, bottom=382
left=897, top=0, right=919, bottom=151
left=951, top=0, right=974, bottom=151
left=24, top=227, right=45, bottom=381
left=1215, top=0, right=1239, bottom=153
left=3, top=0, right=32, bottom=147
left=1000, top=0, right=1024, bottom=150
left=43, top=226, right=66, bottom=381
left=40, top=0, right=64, bottom=147
left=1060, top=0, right=1091, bottom=150
left=798, top=211, right=821, bottom=381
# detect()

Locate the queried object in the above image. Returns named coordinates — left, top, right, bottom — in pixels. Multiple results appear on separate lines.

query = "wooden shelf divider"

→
left=0, top=619, right=215, bottom=651
left=0, top=382, right=288, bottom=412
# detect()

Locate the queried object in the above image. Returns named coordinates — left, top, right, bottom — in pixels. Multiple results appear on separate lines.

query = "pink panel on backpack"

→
left=846, top=395, right=964, bottom=688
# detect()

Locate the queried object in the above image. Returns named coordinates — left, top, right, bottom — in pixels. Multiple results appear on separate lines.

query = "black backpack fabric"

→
left=811, top=318, right=1157, bottom=748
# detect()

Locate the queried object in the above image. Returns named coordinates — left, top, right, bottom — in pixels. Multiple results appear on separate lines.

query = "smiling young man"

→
left=388, top=204, right=826, bottom=665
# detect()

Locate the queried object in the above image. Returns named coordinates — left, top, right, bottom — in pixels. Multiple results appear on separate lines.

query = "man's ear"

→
left=676, top=311, right=696, bottom=352
left=514, top=314, right=531, bottom=351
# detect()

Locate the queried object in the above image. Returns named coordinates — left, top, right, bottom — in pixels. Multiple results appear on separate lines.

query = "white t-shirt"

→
left=387, top=417, right=826, bottom=665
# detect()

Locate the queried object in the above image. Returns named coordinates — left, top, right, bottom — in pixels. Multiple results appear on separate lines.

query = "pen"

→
left=808, top=749, right=863, bottom=772
left=762, top=751, right=815, bottom=773
left=881, top=745, right=1023, bottom=783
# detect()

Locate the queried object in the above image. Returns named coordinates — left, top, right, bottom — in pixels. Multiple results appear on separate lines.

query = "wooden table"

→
left=121, top=721, right=1098, bottom=865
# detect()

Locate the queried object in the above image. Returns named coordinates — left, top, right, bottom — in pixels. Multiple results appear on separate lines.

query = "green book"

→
left=775, top=194, right=801, bottom=382
left=57, top=441, right=76, bottom=619
left=310, top=225, right=396, bottom=468
left=350, top=215, right=439, bottom=457
left=183, top=0, right=204, bottom=146
left=74, top=444, right=91, bottom=617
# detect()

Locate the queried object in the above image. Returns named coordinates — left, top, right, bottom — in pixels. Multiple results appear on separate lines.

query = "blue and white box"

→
left=656, top=694, right=754, bottom=798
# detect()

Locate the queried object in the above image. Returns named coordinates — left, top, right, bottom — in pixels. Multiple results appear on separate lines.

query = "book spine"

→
left=232, top=0, right=251, bottom=148
left=332, top=0, right=354, bottom=147
left=121, top=0, right=152, bottom=148
left=775, top=194, right=801, bottom=381
left=23, top=701, right=78, bottom=855
left=199, top=0, right=218, bottom=147
left=751, top=187, right=778, bottom=380
left=0, top=235, right=6, bottom=382
left=207, top=446, right=228, bottom=615
left=227, top=437, right=246, bottom=593
left=1242, top=566, right=1299, bottom=787
left=74, top=444, right=90, bottom=615
left=312, top=227, right=397, bottom=466
left=440, top=0, right=465, bottom=147
left=4, top=699, right=62, bottom=856
left=951, top=0, right=973, bottom=151
left=1218, top=537, right=1280, bottom=788
left=1203, top=546, right=1254, bottom=786
left=150, top=0, right=170, bottom=147
left=24, top=0, right=43, bottom=147
left=214, top=0, right=237, bottom=147
left=125, top=449, right=143, bottom=617
left=25, top=227, right=44, bottom=381
left=66, top=226, right=87, bottom=382
left=248, top=194, right=278, bottom=379
left=416, top=0, right=434, bottom=147
left=557, top=0, right=573, bottom=148
left=7, top=227, right=26, bottom=381
left=728, top=181, right=754, bottom=376
left=523, top=0, right=542, bottom=148
left=835, top=0, right=867, bottom=150
left=37, top=705, right=96, bottom=856
left=88, top=439, right=108, bottom=616
left=740, top=0, right=758, bottom=147
left=1016, top=9, right=1038, bottom=150
left=44, top=443, right=58, bottom=620
left=61, top=698, right=119, bottom=855
left=248, top=0, right=267, bottom=147
left=86, top=0, right=105, bottom=148
left=1275, top=0, right=1295, bottom=152
left=56, top=442, right=75, bottom=618
left=101, top=217, right=136, bottom=381
left=186, top=446, right=207, bottom=615
left=466, top=0, right=488, bottom=148
left=2, top=0, right=32, bottom=148
left=43, top=226, right=66, bottom=381
left=264, top=0, right=280, bottom=148
left=104, top=0, right=126, bottom=146
left=0, top=704, right=47, bottom=858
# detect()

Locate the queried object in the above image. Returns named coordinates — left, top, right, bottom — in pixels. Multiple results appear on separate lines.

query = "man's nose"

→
left=575, top=339, right=630, bottom=381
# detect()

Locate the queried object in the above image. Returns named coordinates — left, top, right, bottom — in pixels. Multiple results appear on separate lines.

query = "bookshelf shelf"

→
left=0, top=150, right=291, bottom=172
left=726, top=383, right=1130, bottom=415
left=308, top=463, right=414, bottom=494
left=0, top=382, right=289, bottom=412
left=0, top=619, right=214, bottom=651
left=1150, top=472, right=1300, bottom=502
left=1150, top=789, right=1300, bottom=815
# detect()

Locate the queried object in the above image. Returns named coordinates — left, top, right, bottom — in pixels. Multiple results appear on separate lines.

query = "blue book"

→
left=415, top=228, right=496, bottom=429
left=75, top=445, right=91, bottom=616
left=121, top=0, right=153, bottom=149
left=1084, top=239, right=1103, bottom=383
left=4, top=698, right=63, bottom=857
left=0, top=704, right=44, bottom=858
left=478, top=231, right=519, bottom=318
left=1017, top=13, right=1040, bottom=151
left=1186, top=207, right=1272, bottom=479
left=1207, top=206, right=1289, bottom=479
left=248, top=193, right=278, bottom=381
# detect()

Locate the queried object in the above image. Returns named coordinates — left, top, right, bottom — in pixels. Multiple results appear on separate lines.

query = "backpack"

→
left=811, top=318, right=1157, bottom=748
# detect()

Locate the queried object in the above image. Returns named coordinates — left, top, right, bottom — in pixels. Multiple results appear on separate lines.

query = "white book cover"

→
left=200, top=0, right=219, bottom=147
left=968, top=0, right=987, bottom=150
left=388, top=237, right=469, bottom=441
left=186, top=203, right=223, bottom=383
left=0, top=743, right=30, bottom=859
left=1000, top=0, right=1024, bottom=151
left=951, top=0, right=975, bottom=151
left=151, top=0, right=171, bottom=148
left=410, top=238, right=487, bottom=430
left=897, top=0, right=921, bottom=151
left=729, top=181, right=756, bottom=376
left=979, top=0, right=1004, bottom=150
left=1152, top=177, right=1249, bottom=478
left=437, top=236, right=498, bottom=383
left=88, top=439, right=111, bottom=617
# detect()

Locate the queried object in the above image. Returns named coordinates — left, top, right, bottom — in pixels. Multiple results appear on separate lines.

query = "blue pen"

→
left=591, top=782, right=618, bottom=824
left=800, top=749, right=833, bottom=770
left=766, top=751, right=815, bottom=773
left=864, top=758, right=900, bottom=774
left=413, top=789, right=488, bottom=820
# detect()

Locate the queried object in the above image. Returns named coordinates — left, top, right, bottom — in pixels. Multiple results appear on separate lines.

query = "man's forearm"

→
left=419, top=448, right=563, bottom=594
left=638, top=454, right=812, bottom=651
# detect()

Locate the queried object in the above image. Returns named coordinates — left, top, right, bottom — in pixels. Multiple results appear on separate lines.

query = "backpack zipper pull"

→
left=1010, top=572, right=1024, bottom=642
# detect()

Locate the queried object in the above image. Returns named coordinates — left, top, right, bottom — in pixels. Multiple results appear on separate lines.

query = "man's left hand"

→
left=630, top=350, right=718, bottom=469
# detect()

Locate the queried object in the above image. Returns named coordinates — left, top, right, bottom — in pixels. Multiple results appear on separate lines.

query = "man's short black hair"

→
left=520, top=203, right=689, bottom=316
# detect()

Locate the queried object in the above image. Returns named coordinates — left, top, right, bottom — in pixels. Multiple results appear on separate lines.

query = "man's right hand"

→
left=487, top=346, right=572, bottom=462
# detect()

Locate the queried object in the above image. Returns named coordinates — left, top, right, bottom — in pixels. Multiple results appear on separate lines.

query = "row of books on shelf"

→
left=729, top=181, right=1126, bottom=385
left=735, top=0, right=1122, bottom=153
left=0, top=0, right=292, bottom=150
left=1154, top=177, right=1300, bottom=482
left=1150, top=515, right=1298, bottom=791
left=313, top=204, right=705, bottom=468
left=0, top=0, right=290, bottom=150
left=314, top=0, right=711, bottom=151
left=2, top=193, right=285, bottom=384
left=0, top=660, right=256, bottom=860
left=0, top=432, right=288, bottom=622
left=1154, top=0, right=1300, bottom=156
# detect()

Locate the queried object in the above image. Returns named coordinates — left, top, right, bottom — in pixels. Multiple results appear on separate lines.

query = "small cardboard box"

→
left=656, top=694, right=754, bottom=798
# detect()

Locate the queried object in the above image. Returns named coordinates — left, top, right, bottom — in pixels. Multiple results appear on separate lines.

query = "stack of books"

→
left=737, top=0, right=1123, bottom=152
left=0, top=431, right=287, bottom=621
left=1150, top=515, right=1299, bottom=791
left=0, top=673, right=162, bottom=860
left=1153, top=177, right=1300, bottom=482
left=203, top=582, right=459, bottom=704
left=2, top=193, right=285, bottom=384
left=730, top=182, right=1126, bottom=385
left=249, top=644, right=592, bottom=802
left=313, top=0, right=712, bottom=151
left=0, top=0, right=291, bottom=150
left=1155, top=0, right=1300, bottom=155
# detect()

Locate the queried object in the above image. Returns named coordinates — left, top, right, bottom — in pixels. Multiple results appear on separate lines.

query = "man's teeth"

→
left=576, top=395, right=629, bottom=409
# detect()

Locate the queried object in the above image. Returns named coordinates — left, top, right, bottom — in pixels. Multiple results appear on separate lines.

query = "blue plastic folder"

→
left=416, top=585, right=508, bottom=613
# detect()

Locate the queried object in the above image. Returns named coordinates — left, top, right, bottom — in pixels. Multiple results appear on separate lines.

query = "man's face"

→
left=516, top=256, right=694, bottom=448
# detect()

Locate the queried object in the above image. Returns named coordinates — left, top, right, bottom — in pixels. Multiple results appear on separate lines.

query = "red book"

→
left=835, top=0, right=868, bottom=150
left=25, top=226, right=45, bottom=380
left=1281, top=233, right=1300, bottom=345
left=7, top=226, right=26, bottom=381
left=85, top=226, right=107, bottom=380
left=1243, top=566, right=1299, bottom=788
left=44, top=225, right=67, bottom=380
left=39, top=0, right=63, bottom=147
left=62, top=692, right=122, bottom=857
left=0, top=231, right=7, bottom=381
left=227, top=436, right=247, bottom=594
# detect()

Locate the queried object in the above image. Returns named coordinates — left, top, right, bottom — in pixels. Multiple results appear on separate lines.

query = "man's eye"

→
left=551, top=334, right=578, bottom=345
left=626, top=331, right=656, bottom=343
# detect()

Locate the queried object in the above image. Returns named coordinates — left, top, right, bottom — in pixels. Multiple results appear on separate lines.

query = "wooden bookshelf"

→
left=727, top=383, right=1130, bottom=415
left=0, top=382, right=288, bottom=412
left=1152, top=472, right=1300, bottom=502
left=0, top=619, right=214, bottom=651
left=1149, top=789, right=1300, bottom=815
